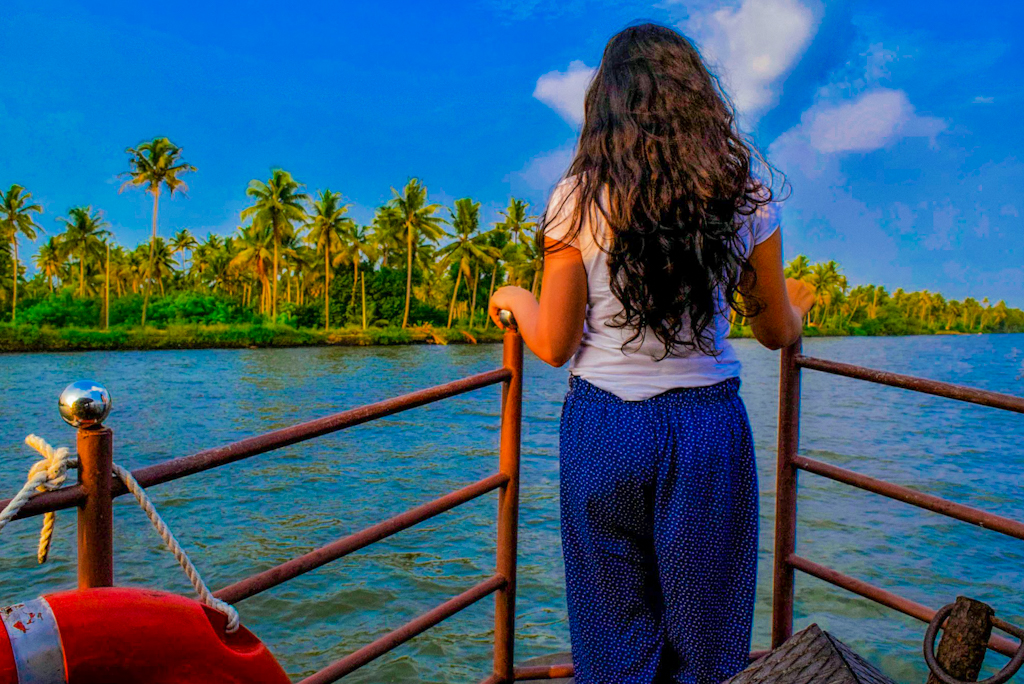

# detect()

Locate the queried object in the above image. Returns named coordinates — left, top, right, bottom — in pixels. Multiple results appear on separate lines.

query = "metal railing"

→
left=13, top=331, right=1021, bottom=681
left=1, top=331, right=541, bottom=684
left=771, top=339, right=1024, bottom=660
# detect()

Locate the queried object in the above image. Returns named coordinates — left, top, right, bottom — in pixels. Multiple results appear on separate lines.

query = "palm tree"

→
left=103, top=238, right=111, bottom=329
left=231, top=223, right=275, bottom=314
left=963, top=297, right=981, bottom=331
left=343, top=224, right=375, bottom=310
left=291, top=245, right=317, bottom=307
left=370, top=205, right=403, bottom=267
left=785, top=255, right=812, bottom=281
left=439, top=199, right=498, bottom=328
left=108, top=245, right=131, bottom=297
left=306, top=190, right=353, bottom=330
left=501, top=242, right=529, bottom=289
left=524, top=238, right=545, bottom=297
left=170, top=228, right=198, bottom=275
left=144, top=237, right=175, bottom=295
left=57, top=207, right=109, bottom=296
left=206, top=235, right=235, bottom=296
left=0, top=184, right=44, bottom=322
left=808, top=261, right=842, bottom=324
left=389, top=179, right=444, bottom=327
left=944, top=300, right=962, bottom=330
left=483, top=223, right=511, bottom=329
left=276, top=231, right=302, bottom=305
left=241, top=170, right=309, bottom=319
left=127, top=248, right=147, bottom=294
left=865, top=285, right=885, bottom=320
left=499, top=198, right=538, bottom=246
left=992, top=300, right=1010, bottom=330
left=121, top=137, right=196, bottom=325
left=843, top=285, right=872, bottom=326
left=34, top=237, right=63, bottom=292
left=191, top=233, right=222, bottom=284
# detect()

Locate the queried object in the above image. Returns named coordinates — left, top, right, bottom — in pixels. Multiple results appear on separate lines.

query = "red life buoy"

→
left=0, top=587, right=290, bottom=684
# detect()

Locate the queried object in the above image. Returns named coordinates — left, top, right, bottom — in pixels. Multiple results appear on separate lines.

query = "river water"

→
left=2, top=335, right=1023, bottom=682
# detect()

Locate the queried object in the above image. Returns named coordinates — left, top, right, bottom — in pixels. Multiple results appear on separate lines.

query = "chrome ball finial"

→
left=58, top=381, right=112, bottom=428
left=498, top=309, right=518, bottom=331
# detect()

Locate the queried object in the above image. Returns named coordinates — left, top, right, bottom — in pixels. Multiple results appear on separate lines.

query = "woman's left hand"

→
left=488, top=286, right=534, bottom=329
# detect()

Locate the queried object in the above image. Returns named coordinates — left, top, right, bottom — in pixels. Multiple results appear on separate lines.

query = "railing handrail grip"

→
left=215, top=472, right=510, bottom=604
left=793, top=455, right=1024, bottom=540
left=0, top=367, right=511, bottom=521
left=795, top=354, right=1024, bottom=414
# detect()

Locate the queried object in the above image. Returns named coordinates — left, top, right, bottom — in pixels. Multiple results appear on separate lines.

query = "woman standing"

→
left=489, top=23, right=815, bottom=684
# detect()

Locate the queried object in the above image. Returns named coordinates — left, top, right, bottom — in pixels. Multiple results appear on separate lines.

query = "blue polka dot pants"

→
left=559, top=377, right=758, bottom=684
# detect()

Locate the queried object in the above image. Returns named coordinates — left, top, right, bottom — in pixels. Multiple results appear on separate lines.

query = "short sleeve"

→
left=543, top=179, right=581, bottom=248
left=751, top=201, right=781, bottom=246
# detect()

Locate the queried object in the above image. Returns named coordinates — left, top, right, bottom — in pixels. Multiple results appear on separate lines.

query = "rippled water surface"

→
left=2, top=335, right=1023, bottom=682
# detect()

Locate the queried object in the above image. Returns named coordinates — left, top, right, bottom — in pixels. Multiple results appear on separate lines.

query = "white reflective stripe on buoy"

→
left=1, top=598, right=66, bottom=684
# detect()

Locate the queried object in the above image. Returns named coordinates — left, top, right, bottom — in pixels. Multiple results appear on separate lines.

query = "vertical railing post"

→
left=772, top=339, right=801, bottom=648
left=59, top=380, right=115, bottom=589
left=77, top=426, right=114, bottom=588
left=494, top=330, right=523, bottom=682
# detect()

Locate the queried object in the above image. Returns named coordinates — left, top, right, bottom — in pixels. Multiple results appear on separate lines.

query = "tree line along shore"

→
left=2, top=136, right=1022, bottom=353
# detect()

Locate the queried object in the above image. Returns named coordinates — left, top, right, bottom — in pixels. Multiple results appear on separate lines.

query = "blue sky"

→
left=2, top=0, right=1022, bottom=305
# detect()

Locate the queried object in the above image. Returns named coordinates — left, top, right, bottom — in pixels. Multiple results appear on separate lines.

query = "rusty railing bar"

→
left=787, top=554, right=1019, bottom=658
left=76, top=427, right=114, bottom=589
left=215, top=472, right=509, bottom=604
left=0, top=483, right=86, bottom=521
left=494, top=331, right=524, bottom=682
left=0, top=368, right=511, bottom=521
left=298, top=574, right=507, bottom=684
left=513, top=663, right=575, bottom=680
left=794, top=355, right=1024, bottom=414
left=793, top=455, right=1024, bottom=540
left=772, top=340, right=802, bottom=648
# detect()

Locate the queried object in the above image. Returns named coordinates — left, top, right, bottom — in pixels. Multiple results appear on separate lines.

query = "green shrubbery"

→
left=111, top=293, right=257, bottom=327
left=21, top=294, right=101, bottom=328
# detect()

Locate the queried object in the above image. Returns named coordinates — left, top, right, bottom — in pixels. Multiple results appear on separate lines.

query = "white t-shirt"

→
left=545, top=178, right=780, bottom=401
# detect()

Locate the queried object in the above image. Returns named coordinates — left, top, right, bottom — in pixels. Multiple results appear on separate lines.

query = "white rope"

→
left=0, top=435, right=239, bottom=633
left=110, top=463, right=239, bottom=632
left=0, top=435, right=77, bottom=563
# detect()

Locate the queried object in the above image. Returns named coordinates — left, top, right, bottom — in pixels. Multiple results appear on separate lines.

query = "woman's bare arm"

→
left=488, top=237, right=587, bottom=366
left=740, top=229, right=815, bottom=350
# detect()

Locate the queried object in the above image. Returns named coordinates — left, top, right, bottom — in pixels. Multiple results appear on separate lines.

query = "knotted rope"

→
left=0, top=435, right=76, bottom=563
left=0, top=435, right=239, bottom=632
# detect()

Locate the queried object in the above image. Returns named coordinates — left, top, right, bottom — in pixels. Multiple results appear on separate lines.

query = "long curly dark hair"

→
left=547, top=23, right=780, bottom=357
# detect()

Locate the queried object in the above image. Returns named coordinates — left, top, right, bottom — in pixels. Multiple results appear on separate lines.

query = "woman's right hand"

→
left=786, top=278, right=816, bottom=317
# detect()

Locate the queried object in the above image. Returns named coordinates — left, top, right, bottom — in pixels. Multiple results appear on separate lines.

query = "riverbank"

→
left=0, top=321, right=989, bottom=353
left=0, top=323, right=506, bottom=353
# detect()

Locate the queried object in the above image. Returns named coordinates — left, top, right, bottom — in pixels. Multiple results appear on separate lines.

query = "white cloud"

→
left=779, top=88, right=945, bottom=155
left=508, top=145, right=575, bottom=198
left=684, top=0, right=817, bottom=117
left=530, top=0, right=816, bottom=125
left=972, top=96, right=995, bottom=104
left=533, top=60, right=595, bottom=125
left=923, top=203, right=963, bottom=250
